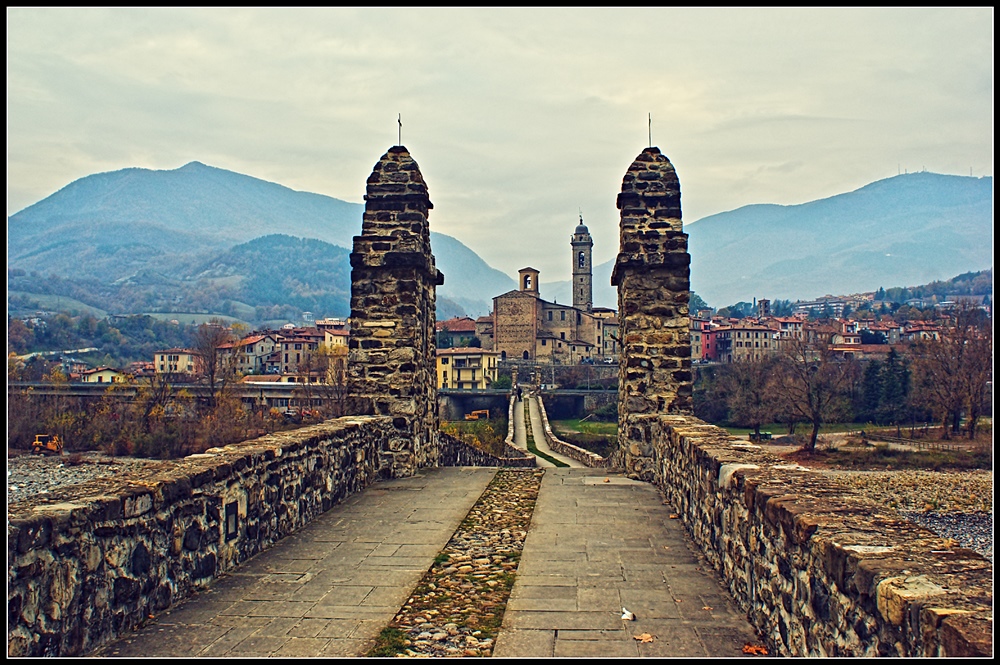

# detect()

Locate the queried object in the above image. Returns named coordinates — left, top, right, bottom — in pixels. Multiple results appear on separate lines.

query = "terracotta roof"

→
left=439, top=317, right=477, bottom=332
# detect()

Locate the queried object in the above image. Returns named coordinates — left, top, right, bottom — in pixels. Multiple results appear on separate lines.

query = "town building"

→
left=219, top=333, right=281, bottom=376
left=436, top=316, right=478, bottom=348
left=488, top=217, right=618, bottom=364
left=154, top=348, right=199, bottom=376
left=713, top=322, right=777, bottom=363
left=80, top=367, right=126, bottom=384
left=436, top=347, right=499, bottom=390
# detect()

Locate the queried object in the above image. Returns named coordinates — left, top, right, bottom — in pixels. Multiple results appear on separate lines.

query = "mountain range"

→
left=540, top=172, right=993, bottom=308
left=7, top=163, right=992, bottom=323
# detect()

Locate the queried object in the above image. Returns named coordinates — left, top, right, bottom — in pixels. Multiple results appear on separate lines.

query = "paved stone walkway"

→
left=92, top=466, right=762, bottom=658
left=93, top=467, right=496, bottom=658
left=494, top=467, right=761, bottom=657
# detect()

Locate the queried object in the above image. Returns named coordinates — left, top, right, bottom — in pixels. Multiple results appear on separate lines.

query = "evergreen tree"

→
left=878, top=349, right=911, bottom=435
left=859, top=359, right=882, bottom=423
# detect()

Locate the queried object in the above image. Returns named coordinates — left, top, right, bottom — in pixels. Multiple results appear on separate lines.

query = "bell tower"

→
left=571, top=214, right=593, bottom=312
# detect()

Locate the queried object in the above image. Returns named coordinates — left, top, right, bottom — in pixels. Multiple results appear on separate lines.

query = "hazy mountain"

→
left=686, top=172, right=993, bottom=308
left=541, top=172, right=992, bottom=310
left=7, top=164, right=990, bottom=321
left=7, top=162, right=514, bottom=318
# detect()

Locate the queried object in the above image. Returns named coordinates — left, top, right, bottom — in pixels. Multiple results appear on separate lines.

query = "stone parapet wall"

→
left=535, top=396, right=609, bottom=468
left=7, top=416, right=397, bottom=658
left=625, top=414, right=992, bottom=657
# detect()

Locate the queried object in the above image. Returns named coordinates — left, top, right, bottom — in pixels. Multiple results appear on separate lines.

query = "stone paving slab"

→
left=92, top=466, right=496, bottom=658
left=492, top=467, right=762, bottom=658
left=89, top=464, right=764, bottom=659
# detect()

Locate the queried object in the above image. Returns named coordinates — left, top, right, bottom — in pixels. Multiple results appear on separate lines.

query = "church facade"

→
left=485, top=217, right=619, bottom=364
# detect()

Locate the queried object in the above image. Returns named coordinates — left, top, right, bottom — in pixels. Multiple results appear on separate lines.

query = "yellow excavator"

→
left=31, top=434, right=64, bottom=455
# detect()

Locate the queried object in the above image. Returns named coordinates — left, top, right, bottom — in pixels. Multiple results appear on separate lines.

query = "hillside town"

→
left=9, top=217, right=992, bottom=391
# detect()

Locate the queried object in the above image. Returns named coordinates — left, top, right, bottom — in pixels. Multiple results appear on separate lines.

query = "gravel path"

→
left=365, top=468, right=545, bottom=657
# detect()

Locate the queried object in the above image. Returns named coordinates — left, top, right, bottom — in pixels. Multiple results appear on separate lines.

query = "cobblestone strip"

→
left=365, top=468, right=545, bottom=657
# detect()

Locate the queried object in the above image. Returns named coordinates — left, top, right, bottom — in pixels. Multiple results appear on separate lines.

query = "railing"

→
left=855, top=429, right=983, bottom=452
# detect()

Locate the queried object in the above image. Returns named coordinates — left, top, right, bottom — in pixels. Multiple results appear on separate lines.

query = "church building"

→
left=486, top=217, right=618, bottom=363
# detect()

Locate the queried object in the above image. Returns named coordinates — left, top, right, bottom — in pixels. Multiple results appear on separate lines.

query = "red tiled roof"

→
left=439, top=317, right=477, bottom=332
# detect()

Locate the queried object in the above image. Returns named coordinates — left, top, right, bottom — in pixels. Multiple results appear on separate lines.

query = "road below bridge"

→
left=511, top=393, right=586, bottom=468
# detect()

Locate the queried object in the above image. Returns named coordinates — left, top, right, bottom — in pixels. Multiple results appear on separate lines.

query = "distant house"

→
left=80, top=367, right=126, bottom=384
left=220, top=333, right=280, bottom=375
left=690, top=318, right=711, bottom=362
left=714, top=322, right=776, bottom=363
left=154, top=348, right=199, bottom=376
left=125, top=361, right=157, bottom=381
left=277, top=327, right=324, bottom=376
left=437, top=317, right=478, bottom=348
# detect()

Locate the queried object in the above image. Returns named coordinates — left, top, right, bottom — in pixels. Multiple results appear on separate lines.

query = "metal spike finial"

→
left=648, top=113, right=652, bottom=148
left=397, top=114, right=402, bottom=146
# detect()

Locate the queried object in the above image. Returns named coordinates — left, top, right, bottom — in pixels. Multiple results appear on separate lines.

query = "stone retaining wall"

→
left=438, top=430, right=535, bottom=468
left=7, top=416, right=398, bottom=657
left=535, top=396, right=609, bottom=468
left=623, top=414, right=992, bottom=657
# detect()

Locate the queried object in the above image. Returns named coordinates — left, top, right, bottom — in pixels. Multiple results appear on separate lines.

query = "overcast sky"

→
left=7, top=7, right=993, bottom=282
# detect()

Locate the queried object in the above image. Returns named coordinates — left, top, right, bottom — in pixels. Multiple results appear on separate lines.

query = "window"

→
left=579, top=251, right=586, bottom=268
left=560, top=332, right=565, bottom=339
left=522, top=351, right=529, bottom=360
left=542, top=339, right=547, bottom=346
left=548, top=311, right=552, bottom=321
left=441, top=357, right=449, bottom=365
left=561, top=311, right=565, bottom=321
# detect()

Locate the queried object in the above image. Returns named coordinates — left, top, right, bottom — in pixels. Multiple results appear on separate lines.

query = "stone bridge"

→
left=7, top=146, right=991, bottom=658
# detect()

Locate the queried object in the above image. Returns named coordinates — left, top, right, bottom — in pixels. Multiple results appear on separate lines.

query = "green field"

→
left=140, top=312, right=252, bottom=327
left=8, top=292, right=107, bottom=318
left=552, top=419, right=618, bottom=436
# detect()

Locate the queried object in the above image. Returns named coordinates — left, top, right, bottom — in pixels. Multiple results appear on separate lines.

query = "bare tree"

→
left=311, top=343, right=350, bottom=417
left=717, top=355, right=779, bottom=440
left=192, top=319, right=239, bottom=409
left=911, top=301, right=992, bottom=439
left=773, top=339, right=856, bottom=450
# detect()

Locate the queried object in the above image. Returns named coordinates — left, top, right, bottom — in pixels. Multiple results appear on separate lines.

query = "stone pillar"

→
left=349, top=145, right=444, bottom=478
left=610, top=147, right=692, bottom=478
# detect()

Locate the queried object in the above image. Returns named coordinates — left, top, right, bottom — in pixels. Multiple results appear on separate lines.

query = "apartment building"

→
left=436, top=347, right=499, bottom=390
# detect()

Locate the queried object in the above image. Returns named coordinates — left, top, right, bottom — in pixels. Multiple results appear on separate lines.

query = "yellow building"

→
left=437, top=347, right=499, bottom=390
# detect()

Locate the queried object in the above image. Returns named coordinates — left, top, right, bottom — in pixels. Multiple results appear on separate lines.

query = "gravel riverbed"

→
left=7, top=452, right=162, bottom=504
left=818, top=469, right=993, bottom=562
